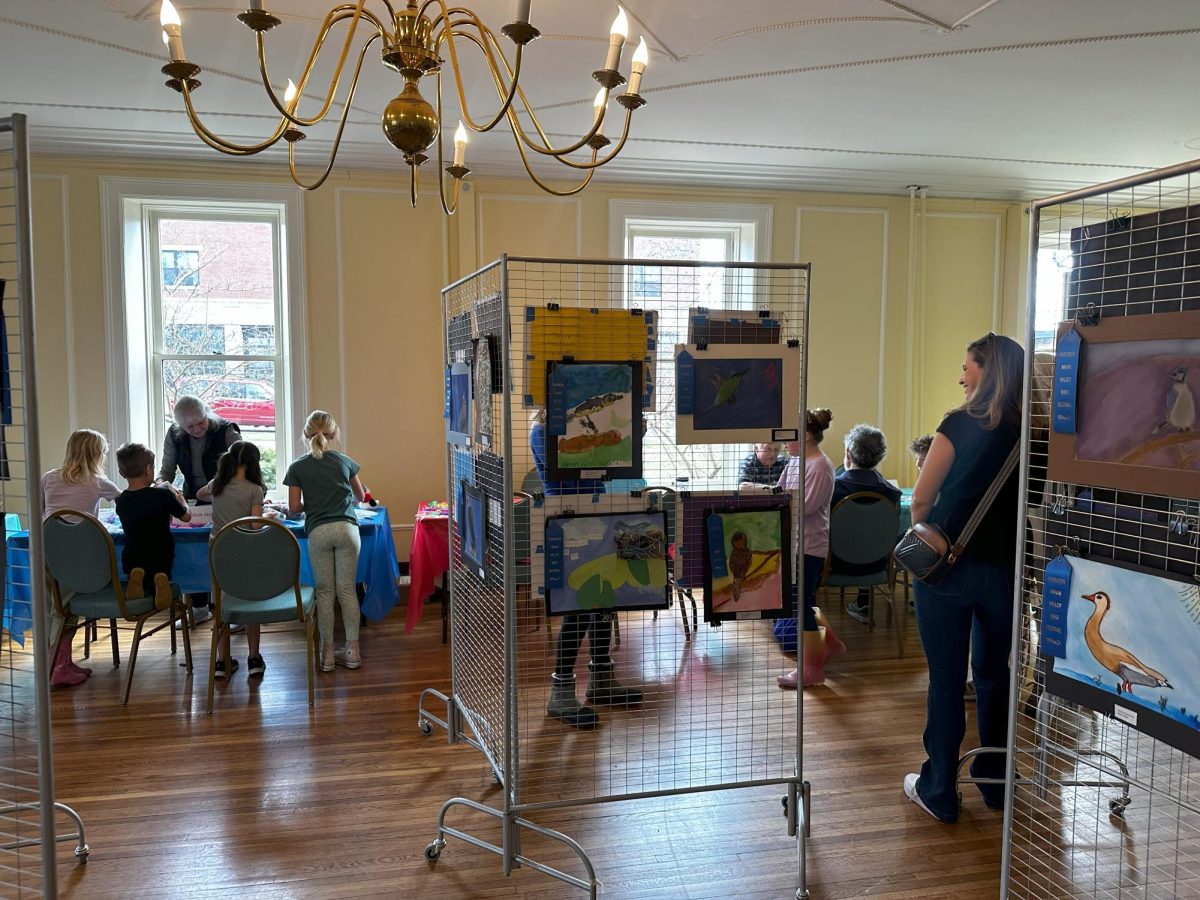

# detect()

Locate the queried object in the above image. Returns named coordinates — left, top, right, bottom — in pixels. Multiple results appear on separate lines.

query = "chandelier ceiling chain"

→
left=156, top=0, right=650, bottom=213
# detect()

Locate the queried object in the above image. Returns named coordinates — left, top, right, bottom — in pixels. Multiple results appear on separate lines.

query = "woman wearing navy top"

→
left=904, top=332, right=1024, bottom=823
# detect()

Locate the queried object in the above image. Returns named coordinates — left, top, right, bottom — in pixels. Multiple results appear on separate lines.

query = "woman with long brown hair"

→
left=904, top=332, right=1024, bottom=822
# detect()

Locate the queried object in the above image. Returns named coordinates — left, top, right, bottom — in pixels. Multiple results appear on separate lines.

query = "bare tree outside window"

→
left=154, top=217, right=282, bottom=487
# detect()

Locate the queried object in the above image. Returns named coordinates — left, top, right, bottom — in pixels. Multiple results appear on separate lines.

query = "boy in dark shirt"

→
left=115, top=443, right=190, bottom=586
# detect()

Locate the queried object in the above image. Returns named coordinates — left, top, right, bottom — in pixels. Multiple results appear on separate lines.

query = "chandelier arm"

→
left=511, top=131, right=598, bottom=197
left=286, top=32, right=381, bottom=191
left=257, top=1, right=386, bottom=128
left=542, top=108, right=633, bottom=171
left=434, top=19, right=526, bottom=134
left=480, top=28, right=610, bottom=157
left=180, top=82, right=290, bottom=154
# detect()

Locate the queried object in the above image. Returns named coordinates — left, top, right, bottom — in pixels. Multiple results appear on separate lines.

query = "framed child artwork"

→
left=1041, top=553, right=1200, bottom=758
left=1047, top=310, right=1200, bottom=499
left=524, top=306, right=658, bottom=410
left=459, top=480, right=488, bottom=575
left=473, top=336, right=495, bottom=447
left=700, top=506, right=792, bottom=623
left=447, top=359, right=473, bottom=447
left=674, top=343, right=801, bottom=444
left=545, top=360, right=643, bottom=481
left=543, top=510, right=670, bottom=616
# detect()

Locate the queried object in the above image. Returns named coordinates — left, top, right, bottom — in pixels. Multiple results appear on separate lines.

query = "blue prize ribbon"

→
left=545, top=520, right=565, bottom=589
left=1053, top=328, right=1082, bottom=434
left=1040, top=555, right=1072, bottom=658
left=706, top=514, right=728, bottom=579
left=443, top=366, right=451, bottom=419
left=676, top=350, right=695, bottom=414
left=546, top=366, right=568, bottom=435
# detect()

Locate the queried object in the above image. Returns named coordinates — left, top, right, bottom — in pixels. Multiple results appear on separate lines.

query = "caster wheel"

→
left=1109, top=798, right=1129, bottom=818
left=75, top=845, right=89, bottom=863
left=425, top=841, right=443, bottom=861
left=418, top=719, right=433, bottom=736
left=780, top=796, right=788, bottom=817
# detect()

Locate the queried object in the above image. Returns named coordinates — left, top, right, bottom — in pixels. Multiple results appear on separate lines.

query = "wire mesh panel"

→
left=1004, top=161, right=1200, bottom=899
left=0, top=114, right=55, bottom=897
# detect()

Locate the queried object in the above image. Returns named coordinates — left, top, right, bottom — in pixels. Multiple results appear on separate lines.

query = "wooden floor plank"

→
left=45, top=590, right=1005, bottom=898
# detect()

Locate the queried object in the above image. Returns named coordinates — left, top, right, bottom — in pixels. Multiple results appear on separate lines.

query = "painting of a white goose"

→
left=1048, top=556, right=1200, bottom=757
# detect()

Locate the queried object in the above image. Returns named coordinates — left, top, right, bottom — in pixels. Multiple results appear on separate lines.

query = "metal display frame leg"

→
left=424, top=797, right=600, bottom=899
left=0, top=801, right=89, bottom=862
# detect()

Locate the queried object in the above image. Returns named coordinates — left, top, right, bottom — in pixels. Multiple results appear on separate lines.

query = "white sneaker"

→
left=903, top=773, right=951, bottom=823
left=176, top=605, right=212, bottom=628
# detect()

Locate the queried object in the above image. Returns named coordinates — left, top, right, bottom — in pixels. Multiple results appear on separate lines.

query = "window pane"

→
left=158, top=218, right=277, bottom=355
left=163, top=359, right=279, bottom=489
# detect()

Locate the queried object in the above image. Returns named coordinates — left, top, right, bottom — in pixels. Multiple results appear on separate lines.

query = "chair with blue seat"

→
left=207, top=516, right=316, bottom=713
left=43, top=510, right=191, bottom=705
left=823, top=491, right=905, bottom=658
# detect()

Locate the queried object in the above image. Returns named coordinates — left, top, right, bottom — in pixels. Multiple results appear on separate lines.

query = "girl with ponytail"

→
left=284, top=411, right=369, bottom=671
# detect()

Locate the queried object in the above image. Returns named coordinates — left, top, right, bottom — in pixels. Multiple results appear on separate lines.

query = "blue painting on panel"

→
left=691, top=357, right=783, bottom=431
left=1045, top=554, right=1200, bottom=758
left=447, top=360, right=472, bottom=446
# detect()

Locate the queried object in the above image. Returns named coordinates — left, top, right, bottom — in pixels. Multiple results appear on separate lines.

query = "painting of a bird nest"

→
left=674, top=343, right=802, bottom=444
left=544, top=512, right=670, bottom=616
left=1045, top=554, right=1200, bottom=758
left=1048, top=311, right=1200, bottom=499
left=701, top=507, right=792, bottom=623
left=545, top=361, right=643, bottom=481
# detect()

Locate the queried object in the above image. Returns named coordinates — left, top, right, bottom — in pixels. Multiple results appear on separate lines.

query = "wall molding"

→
left=795, top=205, right=890, bottom=428
left=33, top=174, right=76, bottom=428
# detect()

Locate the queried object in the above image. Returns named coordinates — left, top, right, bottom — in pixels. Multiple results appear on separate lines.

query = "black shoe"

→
left=247, top=655, right=266, bottom=678
left=215, top=658, right=239, bottom=679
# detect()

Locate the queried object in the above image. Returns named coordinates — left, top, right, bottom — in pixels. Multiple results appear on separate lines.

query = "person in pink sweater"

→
left=777, top=408, right=846, bottom=689
left=41, top=429, right=121, bottom=687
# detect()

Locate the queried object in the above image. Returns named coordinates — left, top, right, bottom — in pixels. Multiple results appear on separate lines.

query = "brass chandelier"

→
left=156, top=0, right=651, bottom=213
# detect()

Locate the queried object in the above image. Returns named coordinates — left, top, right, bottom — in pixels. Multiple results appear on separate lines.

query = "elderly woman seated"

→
left=834, top=424, right=901, bottom=624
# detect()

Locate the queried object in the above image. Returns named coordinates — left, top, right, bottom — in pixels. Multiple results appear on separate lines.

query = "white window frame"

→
left=609, top=199, right=774, bottom=484
left=101, top=178, right=308, bottom=498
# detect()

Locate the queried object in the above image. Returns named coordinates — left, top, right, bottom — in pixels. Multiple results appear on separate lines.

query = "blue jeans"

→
left=913, top=557, right=1015, bottom=821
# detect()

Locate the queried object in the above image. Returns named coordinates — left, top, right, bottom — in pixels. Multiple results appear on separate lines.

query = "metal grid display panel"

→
left=502, top=258, right=809, bottom=808
left=1005, top=164, right=1200, bottom=899
left=444, top=260, right=509, bottom=778
left=0, top=116, right=52, bottom=897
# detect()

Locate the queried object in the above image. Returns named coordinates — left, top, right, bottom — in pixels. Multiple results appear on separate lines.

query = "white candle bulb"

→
left=453, top=121, right=468, bottom=167
left=160, top=0, right=186, bottom=61
left=593, top=88, right=607, bottom=115
left=604, top=6, right=628, bottom=71
left=629, top=37, right=648, bottom=94
left=284, top=79, right=299, bottom=113
left=160, top=0, right=181, bottom=27
left=514, top=0, right=531, bottom=24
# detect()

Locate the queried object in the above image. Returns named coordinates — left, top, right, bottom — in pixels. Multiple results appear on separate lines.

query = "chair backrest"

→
left=210, top=516, right=301, bottom=602
left=827, top=491, right=900, bottom=576
left=43, top=510, right=117, bottom=595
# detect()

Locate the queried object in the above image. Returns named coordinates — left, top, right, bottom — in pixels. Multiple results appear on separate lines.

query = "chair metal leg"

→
left=613, top=613, right=621, bottom=647
left=677, top=586, right=691, bottom=638
left=306, top=615, right=316, bottom=708
left=122, top=618, right=147, bottom=706
left=206, top=622, right=222, bottom=714
left=109, top=619, right=120, bottom=668
left=179, top=603, right=193, bottom=675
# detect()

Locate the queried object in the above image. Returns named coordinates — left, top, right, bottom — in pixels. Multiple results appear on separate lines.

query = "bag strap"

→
left=949, top=443, right=1020, bottom=561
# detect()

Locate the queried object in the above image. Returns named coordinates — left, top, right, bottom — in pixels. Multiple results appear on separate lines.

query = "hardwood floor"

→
left=46, top=591, right=1004, bottom=899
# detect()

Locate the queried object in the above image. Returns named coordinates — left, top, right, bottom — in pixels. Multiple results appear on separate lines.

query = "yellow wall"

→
left=28, top=155, right=1028, bottom=558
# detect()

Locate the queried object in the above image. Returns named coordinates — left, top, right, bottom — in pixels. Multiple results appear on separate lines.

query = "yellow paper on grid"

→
left=524, top=307, right=658, bottom=409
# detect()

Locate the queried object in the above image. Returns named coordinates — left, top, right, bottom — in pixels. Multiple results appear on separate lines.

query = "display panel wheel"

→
left=418, top=718, right=433, bottom=736
left=425, top=840, right=444, bottom=861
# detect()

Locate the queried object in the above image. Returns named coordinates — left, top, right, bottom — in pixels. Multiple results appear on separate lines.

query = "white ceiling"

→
left=1, top=0, right=1197, bottom=199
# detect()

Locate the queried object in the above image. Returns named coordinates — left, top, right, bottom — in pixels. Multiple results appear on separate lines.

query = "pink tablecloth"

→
left=407, top=513, right=449, bottom=634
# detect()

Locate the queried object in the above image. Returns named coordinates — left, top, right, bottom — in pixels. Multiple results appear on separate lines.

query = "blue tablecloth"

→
left=900, top=487, right=913, bottom=533
left=3, top=506, right=400, bottom=645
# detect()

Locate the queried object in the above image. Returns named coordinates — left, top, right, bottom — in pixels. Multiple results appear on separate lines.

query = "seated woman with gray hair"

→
left=834, top=424, right=901, bottom=624
left=159, top=394, right=242, bottom=502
